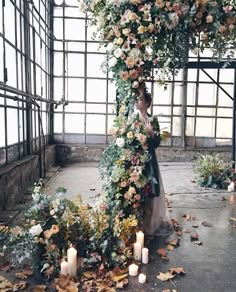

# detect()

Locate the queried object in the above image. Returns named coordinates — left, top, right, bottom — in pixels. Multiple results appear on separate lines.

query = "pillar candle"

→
left=133, top=241, right=142, bottom=261
left=60, top=259, right=68, bottom=275
left=67, top=246, right=77, bottom=277
left=142, top=247, right=149, bottom=264
left=128, top=263, right=139, bottom=276
left=136, top=231, right=144, bottom=248
left=138, top=273, right=146, bottom=284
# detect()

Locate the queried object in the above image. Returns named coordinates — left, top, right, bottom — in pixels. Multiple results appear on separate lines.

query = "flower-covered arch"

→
left=80, top=0, right=236, bottom=113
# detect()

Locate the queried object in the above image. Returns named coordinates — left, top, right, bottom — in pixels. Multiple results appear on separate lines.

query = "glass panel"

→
left=216, top=119, right=232, bottom=138
left=36, top=66, right=41, bottom=96
left=153, top=84, right=171, bottom=104
left=217, top=108, right=233, bottom=118
left=66, top=78, right=84, bottom=101
left=107, top=115, right=115, bottom=132
left=87, top=104, right=106, bottom=113
left=86, top=114, right=105, bottom=134
left=54, top=0, right=64, bottom=5
left=188, top=69, right=197, bottom=82
left=65, top=19, right=85, bottom=40
left=218, top=85, right=234, bottom=107
left=187, top=83, right=196, bottom=105
left=219, top=69, right=234, bottom=83
left=53, top=18, right=63, bottom=39
left=0, top=39, right=3, bottom=82
left=87, top=79, right=106, bottom=102
left=87, top=42, right=105, bottom=53
left=87, top=54, right=106, bottom=78
left=67, top=53, right=84, bottom=76
left=19, top=110, right=24, bottom=142
left=172, top=117, right=181, bottom=136
left=54, top=78, right=63, bottom=101
left=65, top=7, right=84, bottom=17
left=198, top=84, right=216, bottom=105
left=197, top=107, right=216, bottom=117
left=64, top=103, right=85, bottom=112
left=67, top=42, right=85, bottom=51
left=5, top=1, right=15, bottom=44
left=186, top=117, right=195, bottom=136
left=0, top=108, right=5, bottom=147
left=5, top=44, right=17, bottom=87
left=54, top=41, right=63, bottom=50
left=54, top=7, right=63, bottom=16
left=0, top=1, right=2, bottom=33
left=195, top=118, right=215, bottom=137
left=199, top=69, right=217, bottom=82
left=7, top=108, right=18, bottom=145
left=108, top=81, right=116, bottom=103
left=65, top=0, right=79, bottom=5
left=65, top=114, right=84, bottom=133
left=54, top=52, right=63, bottom=75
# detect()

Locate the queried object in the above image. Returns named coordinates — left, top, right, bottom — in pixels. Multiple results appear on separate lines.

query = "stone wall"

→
left=0, top=145, right=56, bottom=211
left=56, top=144, right=232, bottom=164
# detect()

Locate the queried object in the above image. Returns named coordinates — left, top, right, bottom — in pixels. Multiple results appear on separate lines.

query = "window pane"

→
left=54, top=113, right=63, bottom=133
left=6, top=44, right=17, bottom=87
left=66, top=78, right=84, bottom=101
left=87, top=79, right=106, bottom=102
left=5, top=2, right=15, bottom=44
left=216, top=119, right=232, bottom=138
left=0, top=108, right=5, bottom=147
left=65, top=19, right=85, bottom=40
left=67, top=53, right=84, bottom=76
left=87, top=54, right=106, bottom=78
left=54, top=52, right=63, bottom=75
left=7, top=108, right=18, bottom=145
left=65, top=114, right=84, bottom=133
left=0, top=39, right=3, bottom=82
left=54, top=18, right=63, bottom=39
left=195, top=118, right=215, bottom=137
left=86, top=114, right=105, bottom=134
left=54, top=78, right=63, bottom=101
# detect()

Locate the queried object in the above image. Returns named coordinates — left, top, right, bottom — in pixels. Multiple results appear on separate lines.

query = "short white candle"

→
left=142, top=247, right=149, bottom=264
left=136, top=231, right=144, bottom=248
left=228, top=182, right=235, bottom=192
left=60, top=259, right=68, bottom=275
left=128, top=263, right=139, bottom=276
left=67, top=246, right=77, bottom=277
left=133, top=241, right=142, bottom=261
left=138, top=273, right=146, bottom=284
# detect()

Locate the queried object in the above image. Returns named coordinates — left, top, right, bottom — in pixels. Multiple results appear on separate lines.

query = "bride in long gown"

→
left=135, top=84, right=173, bottom=236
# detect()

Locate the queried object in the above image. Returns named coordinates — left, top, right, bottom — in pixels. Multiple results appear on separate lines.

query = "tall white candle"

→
left=136, top=231, right=144, bottom=248
left=138, top=273, right=146, bottom=284
left=142, top=247, right=149, bottom=264
left=67, top=246, right=77, bottom=277
left=133, top=242, right=142, bottom=261
left=128, top=263, right=139, bottom=276
left=60, top=259, right=68, bottom=275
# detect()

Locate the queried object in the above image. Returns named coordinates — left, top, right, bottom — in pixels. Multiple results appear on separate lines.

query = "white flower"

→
left=109, top=57, right=118, bottom=67
left=106, top=42, right=115, bottom=52
left=116, top=138, right=125, bottom=147
left=50, top=209, right=55, bottom=216
left=29, top=224, right=43, bottom=236
left=114, top=48, right=123, bottom=58
left=40, top=263, right=50, bottom=273
left=132, top=81, right=139, bottom=88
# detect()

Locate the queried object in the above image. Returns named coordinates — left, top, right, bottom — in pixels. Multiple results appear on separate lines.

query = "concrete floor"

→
left=46, top=162, right=236, bottom=292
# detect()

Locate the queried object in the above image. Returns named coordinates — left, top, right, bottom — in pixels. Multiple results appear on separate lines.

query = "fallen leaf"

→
left=176, top=230, right=183, bottom=236
left=162, top=289, right=171, bottom=292
left=157, top=272, right=175, bottom=282
left=15, top=272, right=27, bottom=280
left=233, top=224, right=236, bottom=228
left=169, top=238, right=180, bottom=247
left=194, top=241, right=203, bottom=246
left=230, top=217, right=236, bottom=222
left=191, top=180, right=196, bottom=183
left=112, top=273, right=128, bottom=282
left=190, top=233, right=199, bottom=241
left=192, top=224, right=198, bottom=228
left=157, top=248, right=168, bottom=257
left=90, top=188, right=96, bottom=191
left=0, top=261, right=11, bottom=272
left=33, top=285, right=47, bottom=292
left=202, top=221, right=213, bottom=227
left=22, top=267, right=33, bottom=276
left=116, top=278, right=128, bottom=289
left=218, top=197, right=226, bottom=201
left=82, top=271, right=97, bottom=280
left=184, top=228, right=191, bottom=233
left=166, top=192, right=174, bottom=196
left=0, top=276, right=13, bottom=291
left=167, top=245, right=174, bottom=251
left=13, top=280, right=27, bottom=290
left=168, top=267, right=186, bottom=275
left=183, top=214, right=197, bottom=221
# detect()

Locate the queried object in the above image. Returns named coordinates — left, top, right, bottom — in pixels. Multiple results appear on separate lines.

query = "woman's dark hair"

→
left=143, top=88, right=152, bottom=108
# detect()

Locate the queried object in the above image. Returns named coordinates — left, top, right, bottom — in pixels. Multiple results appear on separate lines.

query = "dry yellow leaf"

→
left=82, top=271, right=97, bottom=280
left=157, top=272, right=175, bottom=282
left=15, top=272, right=27, bottom=280
left=169, top=267, right=186, bottom=275
left=112, top=273, right=128, bottom=282
left=13, top=280, right=27, bottom=290
left=33, top=285, right=47, bottom=292
left=116, top=278, right=128, bottom=289
left=0, top=275, right=13, bottom=291
left=167, top=245, right=174, bottom=251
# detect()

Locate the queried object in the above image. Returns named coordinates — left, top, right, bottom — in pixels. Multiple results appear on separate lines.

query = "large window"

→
left=0, top=0, right=52, bottom=167
left=52, top=1, right=234, bottom=147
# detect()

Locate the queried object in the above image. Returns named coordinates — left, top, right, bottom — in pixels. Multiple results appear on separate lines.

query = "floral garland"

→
left=79, top=0, right=236, bottom=108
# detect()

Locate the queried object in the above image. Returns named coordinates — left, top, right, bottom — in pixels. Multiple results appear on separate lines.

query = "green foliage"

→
left=194, top=154, right=235, bottom=189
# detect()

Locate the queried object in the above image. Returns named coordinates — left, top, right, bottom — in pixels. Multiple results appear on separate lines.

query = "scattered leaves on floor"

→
left=53, top=274, right=79, bottom=292
left=182, top=214, right=197, bottom=221
left=171, top=218, right=181, bottom=231
left=202, top=221, right=213, bottom=227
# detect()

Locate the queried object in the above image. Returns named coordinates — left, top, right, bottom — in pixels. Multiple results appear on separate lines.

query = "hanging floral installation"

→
left=0, top=0, right=235, bottom=288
